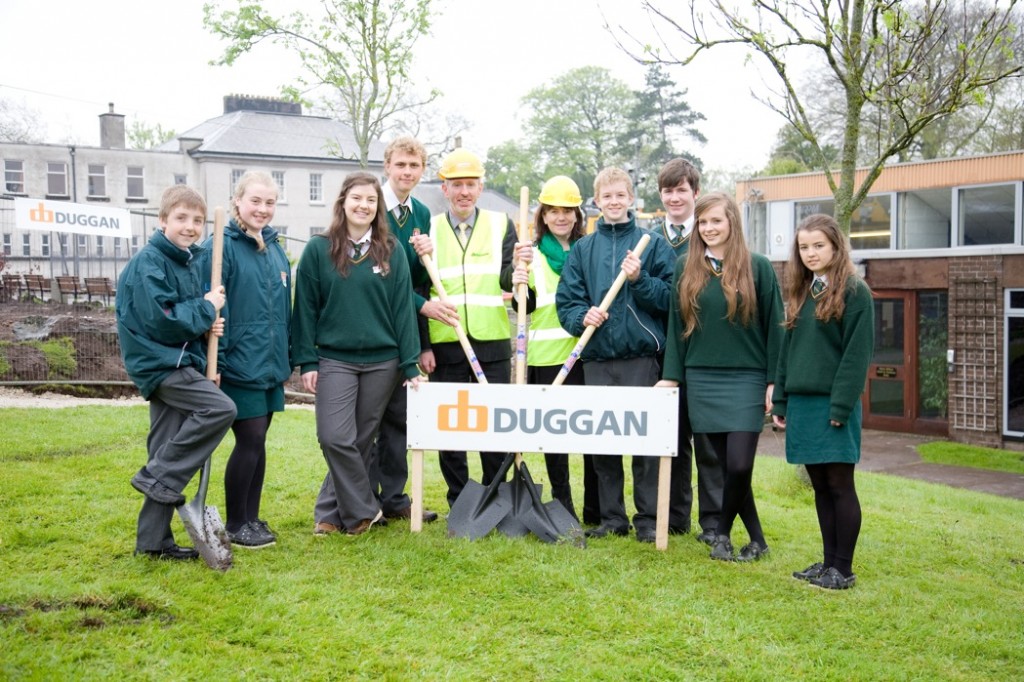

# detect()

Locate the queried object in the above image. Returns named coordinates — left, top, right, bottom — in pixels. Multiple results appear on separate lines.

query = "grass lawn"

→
left=1, top=405, right=1022, bottom=680
left=918, top=441, right=1024, bottom=475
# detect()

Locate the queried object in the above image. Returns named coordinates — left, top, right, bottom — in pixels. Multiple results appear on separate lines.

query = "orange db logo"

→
left=30, top=202, right=54, bottom=223
left=438, top=390, right=487, bottom=432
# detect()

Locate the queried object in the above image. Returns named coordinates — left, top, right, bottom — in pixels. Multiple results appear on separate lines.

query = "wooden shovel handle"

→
left=206, top=207, right=226, bottom=380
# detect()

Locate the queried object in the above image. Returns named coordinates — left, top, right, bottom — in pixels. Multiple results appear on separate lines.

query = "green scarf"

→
left=539, top=232, right=573, bottom=275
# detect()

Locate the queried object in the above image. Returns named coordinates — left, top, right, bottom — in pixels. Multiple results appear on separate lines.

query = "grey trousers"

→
left=312, top=357, right=399, bottom=529
left=136, top=367, right=237, bottom=552
left=368, top=379, right=412, bottom=515
left=582, top=356, right=661, bottom=531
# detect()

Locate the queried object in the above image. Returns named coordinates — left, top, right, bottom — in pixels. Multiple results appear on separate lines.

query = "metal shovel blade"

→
left=446, top=454, right=515, bottom=540
left=515, top=460, right=586, bottom=547
left=494, top=472, right=538, bottom=538
left=176, top=459, right=233, bottom=571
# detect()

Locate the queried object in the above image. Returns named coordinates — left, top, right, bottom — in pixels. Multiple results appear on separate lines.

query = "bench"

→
left=2, top=274, right=23, bottom=300
left=22, top=274, right=50, bottom=301
left=56, top=276, right=84, bottom=302
left=85, top=277, right=116, bottom=305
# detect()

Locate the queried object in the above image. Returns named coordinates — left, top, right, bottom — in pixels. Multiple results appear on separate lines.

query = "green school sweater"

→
left=662, top=252, right=784, bottom=383
left=388, top=197, right=432, bottom=311
left=771, top=277, right=874, bottom=424
left=290, top=235, right=420, bottom=379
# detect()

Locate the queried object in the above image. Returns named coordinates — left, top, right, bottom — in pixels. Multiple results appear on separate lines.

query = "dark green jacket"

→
left=556, top=213, right=675, bottom=361
left=198, top=221, right=292, bottom=390
left=115, top=231, right=217, bottom=399
left=388, top=196, right=432, bottom=312
left=772, top=278, right=874, bottom=423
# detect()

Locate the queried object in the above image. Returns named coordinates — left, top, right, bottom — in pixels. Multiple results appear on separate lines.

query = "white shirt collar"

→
left=381, top=182, right=407, bottom=213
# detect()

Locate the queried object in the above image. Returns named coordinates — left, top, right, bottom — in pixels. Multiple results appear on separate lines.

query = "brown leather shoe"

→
left=313, top=522, right=341, bottom=536
left=347, top=510, right=384, bottom=536
left=385, top=504, right=439, bottom=523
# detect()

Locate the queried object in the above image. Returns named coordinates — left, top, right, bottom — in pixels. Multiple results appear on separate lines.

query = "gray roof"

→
left=156, top=110, right=385, bottom=163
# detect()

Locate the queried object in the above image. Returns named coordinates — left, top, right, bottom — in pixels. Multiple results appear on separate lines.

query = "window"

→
left=231, top=168, right=246, bottom=190
left=4, top=159, right=25, bottom=193
left=309, top=173, right=323, bottom=203
left=958, top=184, right=1016, bottom=246
left=173, top=174, right=187, bottom=185
left=41, top=234, right=50, bottom=257
left=917, top=292, right=948, bottom=421
left=309, top=226, right=326, bottom=237
left=795, top=198, right=836, bottom=223
left=126, top=166, right=145, bottom=199
left=88, top=164, right=107, bottom=197
left=899, top=188, right=951, bottom=249
left=1006, top=290, right=1024, bottom=437
left=22, top=233, right=31, bottom=256
left=47, top=162, right=68, bottom=197
left=849, top=195, right=892, bottom=250
left=96, top=236, right=104, bottom=257
left=272, top=170, right=286, bottom=202
left=131, top=235, right=140, bottom=255
left=77, top=234, right=88, bottom=256
left=2, top=233, right=11, bottom=255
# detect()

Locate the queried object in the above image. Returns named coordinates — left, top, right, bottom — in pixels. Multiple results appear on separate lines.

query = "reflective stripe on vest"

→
left=428, top=210, right=509, bottom=343
left=528, top=248, right=578, bottom=367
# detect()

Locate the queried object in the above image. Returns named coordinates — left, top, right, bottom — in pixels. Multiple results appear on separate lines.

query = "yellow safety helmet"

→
left=538, top=175, right=582, bottom=208
left=438, top=148, right=485, bottom=180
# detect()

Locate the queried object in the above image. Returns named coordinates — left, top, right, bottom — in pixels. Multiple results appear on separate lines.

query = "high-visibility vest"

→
left=527, top=248, right=578, bottom=367
left=428, top=210, right=510, bottom=343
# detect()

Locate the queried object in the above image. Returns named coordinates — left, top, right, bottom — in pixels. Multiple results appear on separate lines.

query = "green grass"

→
left=918, top=440, right=1024, bottom=475
left=1, top=406, right=1023, bottom=680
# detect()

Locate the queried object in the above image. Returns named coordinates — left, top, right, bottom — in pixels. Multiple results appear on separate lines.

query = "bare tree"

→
left=204, top=0, right=439, bottom=167
left=613, top=0, right=1023, bottom=231
left=0, top=98, right=46, bottom=144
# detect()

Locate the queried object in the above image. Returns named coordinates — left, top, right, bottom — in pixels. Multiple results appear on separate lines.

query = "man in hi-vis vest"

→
left=411, top=148, right=533, bottom=507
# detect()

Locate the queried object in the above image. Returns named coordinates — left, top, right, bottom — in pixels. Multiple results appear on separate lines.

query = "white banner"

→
left=15, top=198, right=131, bottom=239
left=407, top=383, right=678, bottom=457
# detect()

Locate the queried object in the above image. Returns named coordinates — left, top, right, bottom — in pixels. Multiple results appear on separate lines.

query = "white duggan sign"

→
left=15, top=198, right=131, bottom=239
left=408, top=383, right=678, bottom=457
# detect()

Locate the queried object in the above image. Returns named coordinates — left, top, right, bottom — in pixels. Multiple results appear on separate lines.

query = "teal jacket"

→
left=198, top=221, right=292, bottom=390
left=115, top=231, right=217, bottom=399
left=556, top=213, right=675, bottom=361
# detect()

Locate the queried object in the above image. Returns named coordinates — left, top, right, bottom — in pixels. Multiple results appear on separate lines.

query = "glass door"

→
left=864, top=291, right=914, bottom=432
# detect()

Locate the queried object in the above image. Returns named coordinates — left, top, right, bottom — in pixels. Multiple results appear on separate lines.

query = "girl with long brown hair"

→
left=772, top=214, right=874, bottom=589
left=657, top=192, right=783, bottom=561
left=291, top=172, right=421, bottom=536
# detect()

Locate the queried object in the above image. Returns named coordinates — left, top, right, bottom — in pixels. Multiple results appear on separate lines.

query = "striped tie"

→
left=457, top=223, right=469, bottom=246
left=706, top=256, right=722, bottom=275
left=811, top=278, right=827, bottom=298
left=397, top=204, right=410, bottom=226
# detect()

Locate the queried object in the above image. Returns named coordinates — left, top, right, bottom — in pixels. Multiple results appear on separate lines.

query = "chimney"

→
left=99, top=103, right=126, bottom=149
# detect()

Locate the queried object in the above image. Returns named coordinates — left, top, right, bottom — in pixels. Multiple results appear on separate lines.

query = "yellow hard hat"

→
left=438, top=148, right=485, bottom=179
left=538, top=175, right=582, bottom=207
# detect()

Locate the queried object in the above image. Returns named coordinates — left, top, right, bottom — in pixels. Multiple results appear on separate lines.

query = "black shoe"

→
left=736, top=541, right=770, bottom=562
left=229, top=521, right=276, bottom=549
left=709, top=535, right=735, bottom=561
left=384, top=505, right=439, bottom=523
left=254, top=519, right=277, bottom=541
left=695, top=528, right=718, bottom=546
left=792, top=562, right=827, bottom=581
left=135, top=544, right=199, bottom=561
left=809, top=567, right=857, bottom=590
left=584, top=524, right=629, bottom=538
left=669, top=525, right=691, bottom=536
left=635, top=527, right=656, bottom=543
left=130, top=468, right=185, bottom=506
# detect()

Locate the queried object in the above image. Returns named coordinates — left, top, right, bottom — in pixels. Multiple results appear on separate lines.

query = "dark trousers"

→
left=432, top=356, right=509, bottom=508
left=136, top=367, right=236, bottom=552
left=369, top=380, right=412, bottom=515
left=582, top=356, right=660, bottom=532
left=671, top=389, right=724, bottom=533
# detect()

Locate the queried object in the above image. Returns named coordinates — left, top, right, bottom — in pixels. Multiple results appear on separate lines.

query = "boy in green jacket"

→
left=116, top=185, right=236, bottom=560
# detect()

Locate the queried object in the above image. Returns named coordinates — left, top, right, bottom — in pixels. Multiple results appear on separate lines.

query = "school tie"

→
left=811, top=278, right=827, bottom=298
left=706, top=255, right=722, bottom=275
left=457, top=222, right=469, bottom=246
left=396, top=204, right=410, bottom=226
left=350, top=241, right=364, bottom=259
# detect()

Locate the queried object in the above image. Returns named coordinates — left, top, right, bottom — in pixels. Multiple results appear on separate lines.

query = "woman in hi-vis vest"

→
left=511, top=176, right=595, bottom=524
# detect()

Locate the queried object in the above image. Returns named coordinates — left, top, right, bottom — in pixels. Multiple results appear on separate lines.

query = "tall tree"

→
left=483, top=139, right=545, bottom=200
left=0, top=98, right=46, bottom=144
left=614, top=0, right=1023, bottom=231
left=127, top=120, right=176, bottom=150
left=204, top=0, right=437, bottom=167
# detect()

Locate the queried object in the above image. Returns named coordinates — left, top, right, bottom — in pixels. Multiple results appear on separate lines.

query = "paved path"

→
left=757, top=425, right=1024, bottom=501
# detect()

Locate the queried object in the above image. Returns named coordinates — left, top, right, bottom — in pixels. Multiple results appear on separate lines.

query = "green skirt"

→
left=784, top=394, right=862, bottom=465
left=686, top=368, right=767, bottom=433
left=220, top=382, right=285, bottom=421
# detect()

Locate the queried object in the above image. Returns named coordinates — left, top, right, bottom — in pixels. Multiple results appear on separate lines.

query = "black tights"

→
left=706, top=431, right=765, bottom=547
left=805, top=462, right=861, bottom=577
left=224, top=413, right=273, bottom=532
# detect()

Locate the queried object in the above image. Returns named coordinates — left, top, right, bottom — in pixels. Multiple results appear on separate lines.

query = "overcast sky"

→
left=0, top=0, right=784, bottom=173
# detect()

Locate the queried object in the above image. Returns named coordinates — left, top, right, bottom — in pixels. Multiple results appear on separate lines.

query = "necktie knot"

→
left=351, top=241, right=365, bottom=259
left=457, top=222, right=470, bottom=246
left=706, top=255, right=722, bottom=275
left=811, top=278, right=827, bottom=298
left=397, top=204, right=411, bottom=225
